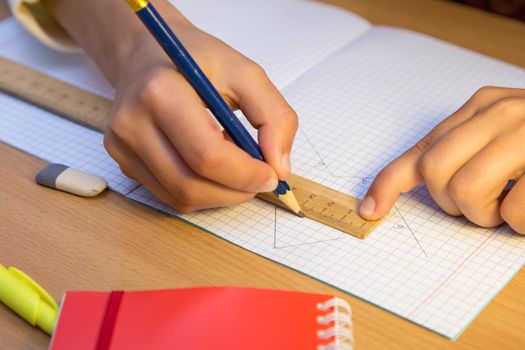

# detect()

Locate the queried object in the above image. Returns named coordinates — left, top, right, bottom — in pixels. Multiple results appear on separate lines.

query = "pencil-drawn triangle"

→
left=273, top=207, right=351, bottom=249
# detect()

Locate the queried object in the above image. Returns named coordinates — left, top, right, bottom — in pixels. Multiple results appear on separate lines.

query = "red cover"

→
left=50, top=287, right=350, bottom=350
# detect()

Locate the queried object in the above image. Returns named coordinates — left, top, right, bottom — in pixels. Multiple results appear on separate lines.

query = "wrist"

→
left=43, top=0, right=191, bottom=87
left=110, top=7, right=194, bottom=89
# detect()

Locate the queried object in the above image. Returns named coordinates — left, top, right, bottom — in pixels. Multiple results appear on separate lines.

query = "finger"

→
left=428, top=86, right=525, bottom=136
left=449, top=131, right=525, bottom=227
left=466, top=86, right=525, bottom=114
left=501, top=176, right=525, bottom=234
left=149, top=71, right=279, bottom=193
left=417, top=99, right=520, bottom=216
left=416, top=86, right=525, bottom=146
left=104, top=129, right=190, bottom=209
left=359, top=87, right=525, bottom=220
left=359, top=92, right=479, bottom=220
left=359, top=146, right=425, bottom=220
left=359, top=109, right=470, bottom=220
left=230, top=64, right=298, bottom=180
left=118, top=120, right=256, bottom=210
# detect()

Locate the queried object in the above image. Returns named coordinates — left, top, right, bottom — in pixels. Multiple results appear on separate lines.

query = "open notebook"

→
left=0, top=0, right=524, bottom=339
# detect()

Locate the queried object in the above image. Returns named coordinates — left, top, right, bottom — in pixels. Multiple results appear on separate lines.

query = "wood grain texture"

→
left=0, top=56, right=379, bottom=238
left=0, top=1, right=524, bottom=349
left=258, top=174, right=382, bottom=239
left=326, top=0, right=525, bottom=67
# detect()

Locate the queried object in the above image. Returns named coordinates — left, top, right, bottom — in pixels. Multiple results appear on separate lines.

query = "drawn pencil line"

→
left=407, top=227, right=499, bottom=318
left=274, top=236, right=347, bottom=250
left=394, top=204, right=428, bottom=258
left=281, top=128, right=425, bottom=256
left=299, top=127, right=360, bottom=179
left=273, top=206, right=277, bottom=249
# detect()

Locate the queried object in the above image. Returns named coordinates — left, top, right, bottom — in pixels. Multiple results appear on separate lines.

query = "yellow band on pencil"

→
left=124, top=0, right=149, bottom=12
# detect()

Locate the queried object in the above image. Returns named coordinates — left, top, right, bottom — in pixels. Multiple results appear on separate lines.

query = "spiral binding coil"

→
left=316, top=297, right=354, bottom=350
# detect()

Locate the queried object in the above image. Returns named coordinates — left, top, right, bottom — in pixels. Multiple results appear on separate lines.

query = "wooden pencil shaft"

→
left=133, top=3, right=292, bottom=197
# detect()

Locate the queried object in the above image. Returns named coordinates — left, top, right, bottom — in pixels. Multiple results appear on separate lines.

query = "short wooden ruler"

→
left=0, top=57, right=382, bottom=239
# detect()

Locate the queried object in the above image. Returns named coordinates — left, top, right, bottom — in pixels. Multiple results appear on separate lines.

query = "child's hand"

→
left=45, top=0, right=297, bottom=212
left=360, top=87, right=525, bottom=234
left=103, top=20, right=298, bottom=212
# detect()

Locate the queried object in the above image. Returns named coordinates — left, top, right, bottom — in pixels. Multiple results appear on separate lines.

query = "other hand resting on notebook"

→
left=361, top=87, right=525, bottom=234
left=45, top=0, right=298, bottom=212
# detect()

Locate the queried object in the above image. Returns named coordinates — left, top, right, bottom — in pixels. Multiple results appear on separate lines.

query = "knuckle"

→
left=103, top=133, right=125, bottom=164
left=242, top=60, right=267, bottom=80
left=285, top=109, right=299, bottom=131
left=109, top=110, right=134, bottom=140
left=190, top=147, right=222, bottom=175
left=139, top=67, right=175, bottom=103
left=511, top=118, right=525, bottom=137
left=417, top=153, right=438, bottom=180
left=490, top=97, right=525, bottom=116
left=173, top=181, right=200, bottom=208
left=118, top=166, right=135, bottom=181
left=472, top=86, right=498, bottom=101
left=173, top=204, right=196, bottom=213
left=500, top=198, right=525, bottom=233
left=448, top=174, right=477, bottom=203
left=273, top=107, right=299, bottom=135
left=373, top=165, right=397, bottom=187
left=413, top=130, right=436, bottom=155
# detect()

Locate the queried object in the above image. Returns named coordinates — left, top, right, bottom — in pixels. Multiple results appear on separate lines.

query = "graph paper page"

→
left=0, top=0, right=370, bottom=96
left=0, top=5, right=524, bottom=341
left=128, top=27, right=525, bottom=339
left=0, top=0, right=368, bottom=192
left=170, top=0, right=370, bottom=88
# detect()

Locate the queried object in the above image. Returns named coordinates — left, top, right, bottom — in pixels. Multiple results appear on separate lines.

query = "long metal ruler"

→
left=0, top=57, right=382, bottom=239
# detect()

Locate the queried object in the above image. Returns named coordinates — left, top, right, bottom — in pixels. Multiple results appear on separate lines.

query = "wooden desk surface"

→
left=1, top=0, right=524, bottom=349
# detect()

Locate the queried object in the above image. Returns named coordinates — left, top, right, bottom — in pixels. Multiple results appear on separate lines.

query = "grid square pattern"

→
left=1, top=2, right=525, bottom=340
left=171, top=0, right=370, bottom=88
left=0, top=93, right=138, bottom=194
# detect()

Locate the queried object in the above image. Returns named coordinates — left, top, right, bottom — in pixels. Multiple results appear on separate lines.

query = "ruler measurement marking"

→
left=0, top=56, right=383, bottom=239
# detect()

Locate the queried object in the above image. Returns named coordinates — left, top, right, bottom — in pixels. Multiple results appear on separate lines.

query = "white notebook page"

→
left=0, top=0, right=370, bottom=97
left=171, top=0, right=371, bottom=88
left=1, top=1, right=524, bottom=340
left=127, top=27, right=525, bottom=338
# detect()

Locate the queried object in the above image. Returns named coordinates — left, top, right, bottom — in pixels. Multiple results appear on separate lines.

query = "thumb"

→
left=359, top=147, right=424, bottom=220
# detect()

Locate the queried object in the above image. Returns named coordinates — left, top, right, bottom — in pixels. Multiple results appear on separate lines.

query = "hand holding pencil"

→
left=121, top=0, right=303, bottom=215
left=45, top=0, right=299, bottom=212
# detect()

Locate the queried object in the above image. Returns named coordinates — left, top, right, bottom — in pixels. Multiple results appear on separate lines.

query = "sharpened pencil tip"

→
left=277, top=189, right=303, bottom=218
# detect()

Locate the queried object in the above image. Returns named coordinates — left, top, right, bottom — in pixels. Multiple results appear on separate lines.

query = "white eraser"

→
left=36, top=164, right=107, bottom=197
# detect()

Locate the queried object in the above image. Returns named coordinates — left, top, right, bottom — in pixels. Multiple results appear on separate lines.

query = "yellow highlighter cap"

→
left=124, top=0, right=149, bottom=12
left=0, top=265, right=59, bottom=334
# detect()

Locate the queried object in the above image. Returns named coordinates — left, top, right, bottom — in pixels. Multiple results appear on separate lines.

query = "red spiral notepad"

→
left=49, top=287, right=353, bottom=350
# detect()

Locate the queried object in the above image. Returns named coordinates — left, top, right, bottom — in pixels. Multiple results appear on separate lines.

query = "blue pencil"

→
left=124, top=0, right=304, bottom=217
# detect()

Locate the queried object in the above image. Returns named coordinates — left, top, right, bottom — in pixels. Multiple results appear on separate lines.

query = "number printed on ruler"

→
left=292, top=183, right=380, bottom=239
left=0, top=57, right=382, bottom=239
left=258, top=174, right=381, bottom=239
left=298, top=191, right=369, bottom=231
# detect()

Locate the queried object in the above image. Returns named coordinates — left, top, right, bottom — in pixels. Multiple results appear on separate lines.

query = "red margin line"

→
left=407, top=229, right=498, bottom=318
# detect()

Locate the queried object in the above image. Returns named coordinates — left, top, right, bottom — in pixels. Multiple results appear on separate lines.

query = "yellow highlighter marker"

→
left=0, top=264, right=58, bottom=334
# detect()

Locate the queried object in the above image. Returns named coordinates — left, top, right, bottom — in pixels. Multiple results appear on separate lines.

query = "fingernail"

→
left=359, top=196, right=376, bottom=219
left=281, top=153, right=291, bottom=174
left=260, top=177, right=278, bottom=193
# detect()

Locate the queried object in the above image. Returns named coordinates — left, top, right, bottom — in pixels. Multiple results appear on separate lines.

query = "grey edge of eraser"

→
left=35, top=163, right=69, bottom=189
left=35, top=163, right=108, bottom=197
